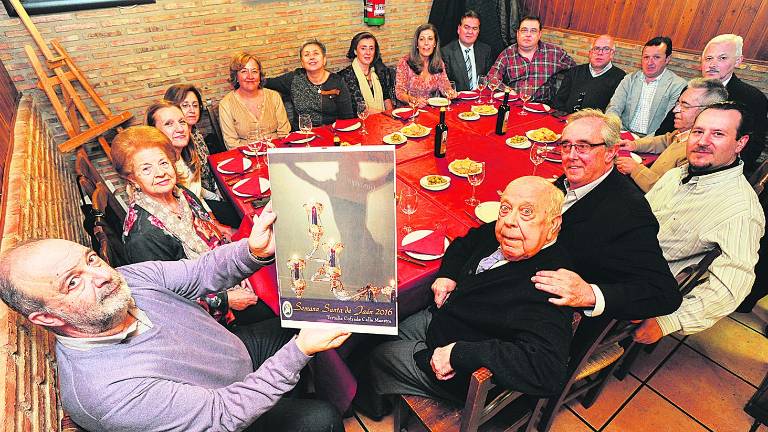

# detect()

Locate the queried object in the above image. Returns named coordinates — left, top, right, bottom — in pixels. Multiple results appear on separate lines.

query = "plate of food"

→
left=523, top=103, right=552, bottom=113
left=458, top=111, right=480, bottom=121
left=457, top=90, right=479, bottom=100
left=506, top=135, right=531, bottom=149
left=544, top=148, right=562, bottom=163
left=383, top=132, right=408, bottom=145
left=216, top=157, right=253, bottom=175
left=400, top=123, right=431, bottom=138
left=401, top=229, right=450, bottom=260
left=526, top=127, right=560, bottom=143
left=419, top=174, right=451, bottom=191
left=471, top=104, right=498, bottom=116
left=428, top=97, right=451, bottom=107
left=475, top=201, right=501, bottom=223
left=392, top=107, right=418, bottom=120
left=448, top=158, right=482, bottom=177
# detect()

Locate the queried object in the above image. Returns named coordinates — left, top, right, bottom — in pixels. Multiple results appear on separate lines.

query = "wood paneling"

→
left=522, top=0, right=768, bottom=60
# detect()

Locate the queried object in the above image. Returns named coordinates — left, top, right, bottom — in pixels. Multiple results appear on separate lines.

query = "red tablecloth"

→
left=209, top=104, right=572, bottom=413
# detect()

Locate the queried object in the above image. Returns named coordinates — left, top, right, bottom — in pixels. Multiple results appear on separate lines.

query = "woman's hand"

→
left=228, top=280, right=259, bottom=311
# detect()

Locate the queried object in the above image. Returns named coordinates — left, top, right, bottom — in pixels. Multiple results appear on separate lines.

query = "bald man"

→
left=551, top=34, right=626, bottom=113
left=0, top=205, right=350, bottom=432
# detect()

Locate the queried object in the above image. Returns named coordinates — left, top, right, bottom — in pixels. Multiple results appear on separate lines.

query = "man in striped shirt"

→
left=633, top=102, right=765, bottom=343
left=486, top=15, right=575, bottom=103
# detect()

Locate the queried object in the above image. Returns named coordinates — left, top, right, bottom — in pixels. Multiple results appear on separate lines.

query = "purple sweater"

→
left=55, top=240, right=310, bottom=432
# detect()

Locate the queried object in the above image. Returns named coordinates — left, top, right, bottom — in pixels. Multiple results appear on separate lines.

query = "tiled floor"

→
left=344, top=300, right=768, bottom=431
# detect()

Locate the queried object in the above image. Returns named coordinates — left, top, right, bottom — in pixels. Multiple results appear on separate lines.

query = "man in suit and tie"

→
left=532, top=109, right=681, bottom=320
left=606, top=36, right=687, bottom=137
left=441, top=10, right=493, bottom=92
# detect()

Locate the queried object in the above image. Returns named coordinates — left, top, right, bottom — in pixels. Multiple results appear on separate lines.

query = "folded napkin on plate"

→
left=218, top=158, right=246, bottom=173
left=620, top=131, right=636, bottom=141
left=393, top=109, right=415, bottom=119
left=334, top=118, right=359, bottom=129
left=526, top=103, right=550, bottom=112
left=618, top=149, right=631, bottom=158
left=458, top=91, right=478, bottom=99
left=401, top=231, right=445, bottom=255
left=283, top=131, right=315, bottom=143
left=233, top=177, right=265, bottom=196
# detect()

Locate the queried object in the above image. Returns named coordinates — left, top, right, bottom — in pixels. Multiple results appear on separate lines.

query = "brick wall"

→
left=542, top=28, right=768, bottom=98
left=0, top=93, right=89, bottom=431
left=1, top=0, right=433, bottom=143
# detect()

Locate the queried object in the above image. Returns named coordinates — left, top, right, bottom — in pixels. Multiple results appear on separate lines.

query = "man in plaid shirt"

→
left=487, top=15, right=575, bottom=102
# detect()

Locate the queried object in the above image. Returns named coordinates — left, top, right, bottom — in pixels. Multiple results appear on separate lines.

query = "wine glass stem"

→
left=533, top=163, right=538, bottom=176
left=471, top=184, right=476, bottom=202
left=407, top=212, right=412, bottom=231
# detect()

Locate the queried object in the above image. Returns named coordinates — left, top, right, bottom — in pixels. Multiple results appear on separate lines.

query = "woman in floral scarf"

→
left=114, top=126, right=272, bottom=326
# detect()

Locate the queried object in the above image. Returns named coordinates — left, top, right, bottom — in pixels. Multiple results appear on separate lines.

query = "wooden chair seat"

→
left=575, top=343, right=624, bottom=381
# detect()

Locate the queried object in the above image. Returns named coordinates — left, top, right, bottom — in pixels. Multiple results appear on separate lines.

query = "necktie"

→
left=464, top=48, right=474, bottom=89
left=476, top=248, right=506, bottom=274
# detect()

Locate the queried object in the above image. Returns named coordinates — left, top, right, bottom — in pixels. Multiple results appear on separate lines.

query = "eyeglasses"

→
left=675, top=101, right=709, bottom=110
left=590, top=46, right=613, bottom=53
left=180, top=102, right=199, bottom=110
left=559, top=142, right=607, bottom=154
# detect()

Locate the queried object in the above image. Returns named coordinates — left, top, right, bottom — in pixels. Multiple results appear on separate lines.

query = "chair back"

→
left=675, top=246, right=722, bottom=296
left=749, top=159, right=768, bottom=196
left=204, top=98, right=226, bottom=152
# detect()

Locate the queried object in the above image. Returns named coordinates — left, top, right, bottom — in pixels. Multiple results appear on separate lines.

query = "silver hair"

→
left=704, top=34, right=743, bottom=58
left=566, top=108, right=622, bottom=148
left=687, top=78, right=729, bottom=105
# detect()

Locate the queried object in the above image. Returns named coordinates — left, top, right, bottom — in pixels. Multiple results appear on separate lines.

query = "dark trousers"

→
left=232, top=319, right=344, bottom=432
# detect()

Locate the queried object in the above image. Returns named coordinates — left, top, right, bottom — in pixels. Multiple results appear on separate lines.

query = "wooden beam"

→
left=8, top=0, right=57, bottom=62
left=58, top=112, right=132, bottom=153
left=23, top=45, right=76, bottom=136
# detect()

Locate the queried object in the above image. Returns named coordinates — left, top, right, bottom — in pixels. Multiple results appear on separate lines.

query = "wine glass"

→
left=488, top=77, right=501, bottom=101
left=518, top=85, right=533, bottom=116
left=408, top=97, right=419, bottom=123
left=246, top=129, right=264, bottom=170
left=446, top=81, right=457, bottom=111
left=530, top=142, right=547, bottom=175
left=465, top=162, right=485, bottom=207
left=399, top=187, right=419, bottom=233
left=357, top=101, right=369, bottom=135
left=476, top=75, right=487, bottom=104
left=298, top=114, right=313, bottom=147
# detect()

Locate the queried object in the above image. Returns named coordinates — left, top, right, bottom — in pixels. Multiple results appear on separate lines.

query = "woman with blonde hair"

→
left=219, top=52, right=291, bottom=149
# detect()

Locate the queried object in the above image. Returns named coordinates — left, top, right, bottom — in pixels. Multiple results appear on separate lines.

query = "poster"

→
left=268, top=146, right=398, bottom=335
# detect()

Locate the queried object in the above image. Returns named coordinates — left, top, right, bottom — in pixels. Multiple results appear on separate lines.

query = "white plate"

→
left=428, top=97, right=450, bottom=107
left=232, top=177, right=271, bottom=197
left=400, top=124, right=431, bottom=138
left=471, top=105, right=498, bottom=116
left=458, top=111, right=480, bottom=121
left=401, top=229, right=449, bottom=260
left=241, top=148, right=268, bottom=156
left=286, top=134, right=316, bottom=144
left=506, top=137, right=532, bottom=149
left=333, top=121, right=361, bottom=132
left=525, top=130, right=561, bottom=144
left=383, top=132, right=408, bottom=145
left=475, top=201, right=501, bottom=223
left=457, top=91, right=479, bottom=100
left=392, top=107, right=418, bottom=120
left=216, top=157, right=253, bottom=175
left=419, top=175, right=451, bottom=191
left=523, top=103, right=551, bottom=113
left=493, top=91, right=519, bottom=101
left=543, top=150, right=562, bottom=163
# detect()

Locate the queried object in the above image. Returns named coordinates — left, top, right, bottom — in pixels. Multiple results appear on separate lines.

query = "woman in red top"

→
left=395, top=23, right=456, bottom=107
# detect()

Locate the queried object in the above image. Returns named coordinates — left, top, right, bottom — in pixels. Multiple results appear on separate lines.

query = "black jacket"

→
left=442, top=40, right=493, bottom=91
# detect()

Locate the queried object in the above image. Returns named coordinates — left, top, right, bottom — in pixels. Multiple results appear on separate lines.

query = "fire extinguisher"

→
left=364, top=0, right=385, bottom=26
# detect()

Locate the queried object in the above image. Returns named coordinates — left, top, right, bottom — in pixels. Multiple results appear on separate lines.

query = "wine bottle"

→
left=495, top=89, right=511, bottom=135
left=434, top=107, right=447, bottom=158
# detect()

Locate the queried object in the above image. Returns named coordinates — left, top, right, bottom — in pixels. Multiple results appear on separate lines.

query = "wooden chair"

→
left=614, top=246, right=722, bottom=380
left=91, top=183, right=126, bottom=267
left=204, top=98, right=227, bottom=154
left=394, top=314, right=635, bottom=432
left=749, top=158, right=768, bottom=196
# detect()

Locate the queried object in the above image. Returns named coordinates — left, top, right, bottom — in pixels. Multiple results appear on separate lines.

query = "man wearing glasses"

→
left=532, top=109, right=681, bottom=321
left=487, top=15, right=575, bottom=102
left=606, top=36, right=686, bottom=137
left=615, top=78, right=728, bottom=192
left=442, top=10, right=493, bottom=92
left=551, top=35, right=626, bottom=113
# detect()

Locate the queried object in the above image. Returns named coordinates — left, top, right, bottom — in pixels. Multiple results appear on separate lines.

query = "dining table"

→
left=207, top=91, right=647, bottom=413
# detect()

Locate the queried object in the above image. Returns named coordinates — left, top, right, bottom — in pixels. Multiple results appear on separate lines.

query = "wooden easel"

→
left=10, top=0, right=132, bottom=159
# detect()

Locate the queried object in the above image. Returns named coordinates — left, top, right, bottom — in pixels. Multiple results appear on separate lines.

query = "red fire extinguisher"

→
left=364, top=0, right=385, bottom=26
